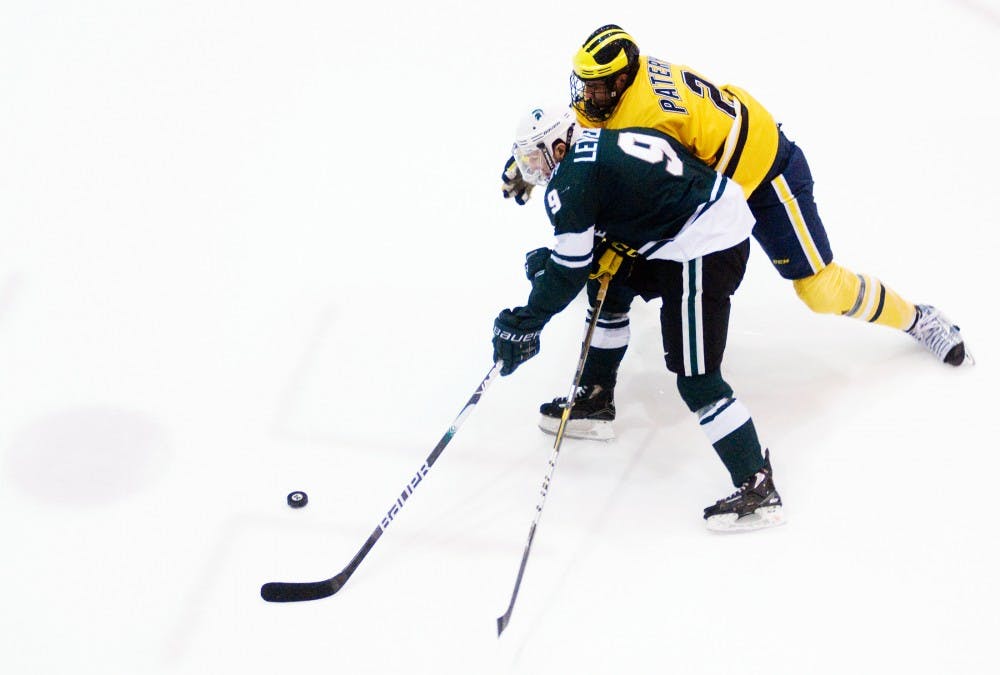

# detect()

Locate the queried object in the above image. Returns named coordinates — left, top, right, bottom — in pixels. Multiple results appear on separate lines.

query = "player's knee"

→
left=792, top=262, right=859, bottom=315
left=675, top=371, right=734, bottom=413
left=591, top=311, right=630, bottom=350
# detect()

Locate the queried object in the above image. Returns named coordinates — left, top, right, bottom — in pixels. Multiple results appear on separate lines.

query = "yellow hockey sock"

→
left=792, top=262, right=917, bottom=331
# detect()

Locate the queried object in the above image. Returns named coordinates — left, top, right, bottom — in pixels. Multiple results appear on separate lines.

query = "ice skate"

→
left=906, top=304, right=971, bottom=366
left=538, top=384, right=616, bottom=441
left=704, top=450, right=785, bottom=532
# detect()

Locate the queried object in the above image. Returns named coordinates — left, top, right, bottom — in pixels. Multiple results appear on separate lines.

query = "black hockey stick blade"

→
left=260, top=572, right=348, bottom=602
left=260, top=364, right=502, bottom=605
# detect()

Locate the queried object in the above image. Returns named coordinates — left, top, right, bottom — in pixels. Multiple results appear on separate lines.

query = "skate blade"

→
left=706, top=505, right=785, bottom=533
left=537, top=416, right=615, bottom=441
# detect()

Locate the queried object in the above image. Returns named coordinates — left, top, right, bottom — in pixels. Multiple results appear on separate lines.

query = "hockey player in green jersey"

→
left=500, top=23, right=970, bottom=441
left=492, top=106, right=783, bottom=532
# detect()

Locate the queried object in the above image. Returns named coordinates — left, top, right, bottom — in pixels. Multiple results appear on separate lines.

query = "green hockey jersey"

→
left=521, top=126, right=754, bottom=328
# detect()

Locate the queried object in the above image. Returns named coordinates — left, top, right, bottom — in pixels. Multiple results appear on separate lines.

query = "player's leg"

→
left=658, top=242, right=784, bottom=531
left=749, top=133, right=914, bottom=327
left=537, top=276, right=636, bottom=441
left=750, top=132, right=967, bottom=364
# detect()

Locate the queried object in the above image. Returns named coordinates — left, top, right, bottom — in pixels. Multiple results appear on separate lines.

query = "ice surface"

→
left=1, top=1, right=997, bottom=673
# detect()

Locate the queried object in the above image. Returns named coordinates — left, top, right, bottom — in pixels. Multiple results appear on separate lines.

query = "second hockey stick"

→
left=496, top=273, right=613, bottom=635
left=261, top=362, right=503, bottom=603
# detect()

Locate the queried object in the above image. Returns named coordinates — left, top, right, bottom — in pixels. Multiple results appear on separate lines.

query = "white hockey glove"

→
left=501, top=156, right=534, bottom=206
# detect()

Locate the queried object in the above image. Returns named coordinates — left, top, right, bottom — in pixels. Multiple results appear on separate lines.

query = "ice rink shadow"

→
left=0, top=273, right=22, bottom=326
left=509, top=422, right=660, bottom=663
left=270, top=303, right=338, bottom=448
left=161, top=513, right=363, bottom=667
left=4, top=406, right=171, bottom=507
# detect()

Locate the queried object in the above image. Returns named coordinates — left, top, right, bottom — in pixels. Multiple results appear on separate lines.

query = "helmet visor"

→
left=512, top=141, right=557, bottom=186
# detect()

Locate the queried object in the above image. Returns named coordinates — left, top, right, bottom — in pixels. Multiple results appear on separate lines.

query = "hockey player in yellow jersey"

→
left=500, top=24, right=971, bottom=440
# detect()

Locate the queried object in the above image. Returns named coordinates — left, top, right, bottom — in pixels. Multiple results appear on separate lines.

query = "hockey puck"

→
left=286, top=491, right=308, bottom=508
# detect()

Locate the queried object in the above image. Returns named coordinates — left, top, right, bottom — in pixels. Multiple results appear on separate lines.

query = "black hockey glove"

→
left=492, top=309, right=541, bottom=376
left=591, top=238, right=640, bottom=280
left=501, top=156, right=534, bottom=205
left=524, top=247, right=551, bottom=283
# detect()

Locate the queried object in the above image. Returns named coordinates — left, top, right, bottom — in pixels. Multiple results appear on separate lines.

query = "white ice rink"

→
left=2, top=1, right=998, bottom=673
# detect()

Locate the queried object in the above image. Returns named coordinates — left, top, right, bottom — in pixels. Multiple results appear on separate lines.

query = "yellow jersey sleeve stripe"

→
left=715, top=99, right=750, bottom=180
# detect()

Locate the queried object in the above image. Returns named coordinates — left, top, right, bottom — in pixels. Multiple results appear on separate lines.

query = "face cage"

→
left=569, top=71, right=620, bottom=123
left=512, top=141, right=558, bottom=186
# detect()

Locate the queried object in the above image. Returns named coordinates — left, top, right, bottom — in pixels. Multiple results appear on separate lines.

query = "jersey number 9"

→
left=617, top=132, right=684, bottom=177
left=546, top=190, right=562, bottom=214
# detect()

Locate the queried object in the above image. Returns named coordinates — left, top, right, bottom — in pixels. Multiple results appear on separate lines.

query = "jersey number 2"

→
left=617, top=132, right=684, bottom=177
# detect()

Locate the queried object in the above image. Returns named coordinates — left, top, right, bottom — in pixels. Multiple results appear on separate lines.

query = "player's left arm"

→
left=491, top=225, right=593, bottom=375
left=492, top=153, right=598, bottom=375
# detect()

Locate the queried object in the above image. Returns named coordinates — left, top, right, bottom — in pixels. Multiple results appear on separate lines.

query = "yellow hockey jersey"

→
left=577, top=55, right=779, bottom=198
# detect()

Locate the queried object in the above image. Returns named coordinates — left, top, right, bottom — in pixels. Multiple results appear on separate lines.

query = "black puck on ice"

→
left=286, top=491, right=308, bottom=508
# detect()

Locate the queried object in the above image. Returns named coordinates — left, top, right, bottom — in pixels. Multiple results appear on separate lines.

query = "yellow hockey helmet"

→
left=572, top=25, right=639, bottom=80
left=570, top=25, right=640, bottom=122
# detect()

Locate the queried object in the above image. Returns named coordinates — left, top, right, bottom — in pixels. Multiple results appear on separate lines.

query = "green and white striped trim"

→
left=681, top=257, right=706, bottom=376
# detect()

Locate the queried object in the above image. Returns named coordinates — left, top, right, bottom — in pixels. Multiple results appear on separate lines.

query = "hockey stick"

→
left=260, top=362, right=503, bottom=603
left=496, top=273, right=613, bottom=636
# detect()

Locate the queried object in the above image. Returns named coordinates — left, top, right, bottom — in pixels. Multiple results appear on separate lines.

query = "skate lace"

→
left=719, top=481, right=751, bottom=503
left=717, top=469, right=772, bottom=504
left=909, top=307, right=962, bottom=360
left=557, top=385, right=592, bottom=406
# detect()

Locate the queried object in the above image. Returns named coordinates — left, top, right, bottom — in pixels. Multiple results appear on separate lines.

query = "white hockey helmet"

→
left=512, top=105, right=576, bottom=186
